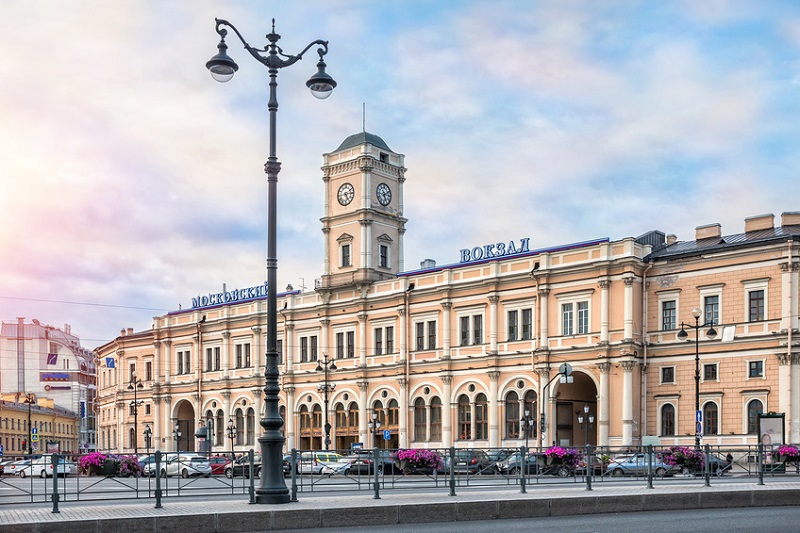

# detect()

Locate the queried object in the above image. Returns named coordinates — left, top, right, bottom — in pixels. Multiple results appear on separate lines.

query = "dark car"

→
left=282, top=454, right=300, bottom=476
left=209, top=456, right=231, bottom=476
left=680, top=453, right=731, bottom=476
left=345, top=449, right=398, bottom=475
left=495, top=451, right=540, bottom=475
left=225, top=454, right=261, bottom=479
left=449, top=449, right=494, bottom=475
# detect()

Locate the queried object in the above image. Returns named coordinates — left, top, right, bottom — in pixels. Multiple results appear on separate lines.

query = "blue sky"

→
left=1, top=0, right=799, bottom=348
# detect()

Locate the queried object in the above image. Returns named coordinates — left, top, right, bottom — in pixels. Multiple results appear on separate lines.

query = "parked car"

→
left=159, top=454, right=212, bottom=478
left=447, top=449, right=494, bottom=475
left=0, top=459, right=17, bottom=475
left=225, top=454, right=261, bottom=479
left=283, top=454, right=299, bottom=477
left=15, top=457, right=70, bottom=478
left=7, top=459, right=32, bottom=477
left=208, top=456, right=231, bottom=476
left=495, top=451, right=540, bottom=475
left=343, top=449, right=398, bottom=475
left=606, top=453, right=675, bottom=477
left=486, top=448, right=515, bottom=465
left=298, top=452, right=344, bottom=474
left=679, top=453, right=731, bottom=476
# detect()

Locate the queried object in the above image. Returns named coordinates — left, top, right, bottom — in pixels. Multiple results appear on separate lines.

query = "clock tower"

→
left=319, top=131, right=406, bottom=290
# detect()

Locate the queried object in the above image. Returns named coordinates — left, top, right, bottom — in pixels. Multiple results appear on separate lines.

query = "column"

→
left=221, top=332, right=231, bottom=379
left=358, top=313, right=368, bottom=367
left=597, top=362, right=611, bottom=446
left=791, top=354, right=800, bottom=444
left=470, top=400, right=477, bottom=442
left=539, top=288, right=550, bottom=348
left=153, top=396, right=162, bottom=450
left=598, top=280, right=610, bottom=343
left=398, top=378, right=408, bottom=448
left=322, top=227, right=331, bottom=276
left=252, top=326, right=263, bottom=371
left=360, top=219, right=373, bottom=270
left=162, top=395, right=173, bottom=452
left=284, top=386, right=295, bottom=450
left=534, top=367, right=550, bottom=448
left=441, top=375, right=452, bottom=446
left=488, top=295, right=499, bottom=354
left=399, top=307, right=408, bottom=363
left=193, top=332, right=201, bottom=382
left=440, top=302, right=452, bottom=359
left=320, top=319, right=330, bottom=362
left=623, top=276, right=635, bottom=341
left=163, top=340, right=172, bottom=383
left=153, top=341, right=162, bottom=385
left=488, top=371, right=500, bottom=447
left=621, top=360, right=637, bottom=446
left=778, top=354, right=791, bottom=433
left=425, top=404, right=431, bottom=442
left=358, top=381, right=369, bottom=444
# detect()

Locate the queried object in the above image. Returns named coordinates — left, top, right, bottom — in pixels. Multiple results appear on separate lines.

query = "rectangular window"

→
left=379, top=244, right=389, bottom=268
left=310, top=336, right=318, bottom=361
left=522, top=309, right=533, bottom=340
left=243, top=343, right=251, bottom=367
left=749, top=360, right=763, bottom=378
left=661, top=367, right=675, bottom=384
left=206, top=348, right=213, bottom=371
left=577, top=301, right=589, bottom=334
left=346, top=331, right=355, bottom=358
left=508, top=310, right=518, bottom=341
left=749, top=290, right=765, bottom=322
left=129, top=363, right=136, bottom=382
left=703, top=363, right=717, bottom=381
left=301, top=337, right=309, bottom=362
left=146, top=361, right=152, bottom=381
left=662, top=300, right=676, bottom=331
left=427, top=320, right=436, bottom=350
left=460, top=315, right=483, bottom=346
left=704, top=295, right=719, bottom=326
left=276, top=339, right=283, bottom=365
left=341, top=244, right=351, bottom=267
left=214, top=347, right=220, bottom=370
left=416, top=322, right=425, bottom=351
left=562, top=303, right=574, bottom=336
left=473, top=315, right=482, bottom=345
left=235, top=345, right=243, bottom=368
left=460, top=316, right=470, bottom=346
left=336, top=332, right=344, bottom=359
left=374, top=328, right=383, bottom=355
left=385, top=326, right=394, bottom=353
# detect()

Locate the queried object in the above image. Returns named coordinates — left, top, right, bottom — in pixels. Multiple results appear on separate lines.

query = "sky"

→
left=1, top=0, right=799, bottom=350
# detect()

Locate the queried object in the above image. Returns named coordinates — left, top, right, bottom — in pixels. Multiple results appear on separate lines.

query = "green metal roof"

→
left=335, top=132, right=392, bottom=152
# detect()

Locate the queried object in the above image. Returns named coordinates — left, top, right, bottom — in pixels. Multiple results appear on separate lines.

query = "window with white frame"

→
left=660, top=403, right=676, bottom=436
left=660, top=366, right=675, bottom=384
left=748, top=360, right=764, bottom=378
left=341, top=243, right=351, bottom=267
left=746, top=398, right=764, bottom=434
left=557, top=290, right=592, bottom=336
left=458, top=313, right=483, bottom=346
left=235, top=343, right=251, bottom=368
left=657, top=290, right=680, bottom=331
left=414, top=320, right=436, bottom=350
left=702, top=362, right=718, bottom=381
left=379, top=244, right=389, bottom=268
left=335, top=330, right=355, bottom=359
left=743, top=279, right=768, bottom=322
left=373, top=325, right=395, bottom=355
left=703, top=401, right=719, bottom=435
left=699, top=284, right=723, bottom=326
left=507, top=307, right=534, bottom=341
left=299, top=335, right=318, bottom=363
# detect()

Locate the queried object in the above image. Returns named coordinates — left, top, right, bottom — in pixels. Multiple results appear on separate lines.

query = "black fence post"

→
left=520, top=446, right=527, bottom=494
left=585, top=445, right=592, bottom=491
left=704, top=444, right=711, bottom=487
left=154, top=451, right=162, bottom=509
left=373, top=447, right=381, bottom=500
left=646, top=445, right=654, bottom=489
left=248, top=449, right=255, bottom=504
left=51, top=453, right=60, bottom=513
left=290, top=448, right=298, bottom=502
left=449, top=446, right=456, bottom=497
left=757, top=443, right=764, bottom=486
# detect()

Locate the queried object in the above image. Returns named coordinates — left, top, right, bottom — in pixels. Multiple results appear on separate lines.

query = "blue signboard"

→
left=383, top=430, right=391, bottom=441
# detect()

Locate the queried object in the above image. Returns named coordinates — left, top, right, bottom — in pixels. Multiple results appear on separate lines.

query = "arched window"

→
left=457, top=395, right=471, bottom=440
left=661, top=404, right=675, bottom=436
left=348, top=402, right=359, bottom=431
left=279, top=405, right=286, bottom=437
left=299, top=405, right=310, bottom=430
left=430, top=397, right=442, bottom=441
left=747, top=399, right=763, bottom=434
left=235, top=408, right=244, bottom=445
left=505, top=391, right=520, bottom=439
left=413, top=398, right=426, bottom=442
left=246, top=407, right=255, bottom=445
left=335, top=402, right=346, bottom=429
left=129, top=427, right=136, bottom=450
left=373, top=400, right=385, bottom=426
left=475, top=393, right=488, bottom=440
left=388, top=399, right=399, bottom=428
left=703, top=402, right=719, bottom=435
left=312, top=404, right=322, bottom=431
left=216, top=409, right=224, bottom=446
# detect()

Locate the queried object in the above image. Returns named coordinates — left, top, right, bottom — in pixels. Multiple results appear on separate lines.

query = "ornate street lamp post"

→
left=128, top=371, right=144, bottom=454
left=315, top=356, right=337, bottom=450
left=368, top=412, right=382, bottom=448
left=23, top=391, right=36, bottom=455
left=521, top=408, right=535, bottom=450
left=578, top=404, right=594, bottom=445
left=227, top=418, right=237, bottom=458
left=677, top=307, right=717, bottom=448
left=172, top=423, right=182, bottom=451
left=207, top=17, right=336, bottom=505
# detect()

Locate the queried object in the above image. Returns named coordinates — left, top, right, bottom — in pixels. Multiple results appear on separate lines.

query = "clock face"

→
left=376, top=183, right=392, bottom=206
left=337, top=183, right=355, bottom=206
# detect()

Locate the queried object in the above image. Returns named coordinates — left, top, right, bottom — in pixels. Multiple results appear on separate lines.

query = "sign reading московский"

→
left=192, top=282, right=269, bottom=309
left=460, top=238, right=531, bottom=263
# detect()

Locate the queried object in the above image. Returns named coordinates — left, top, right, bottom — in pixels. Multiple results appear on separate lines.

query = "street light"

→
left=227, top=418, right=237, bottom=459
left=23, top=391, right=35, bottom=455
left=368, top=412, right=382, bottom=448
left=315, top=355, right=337, bottom=450
left=172, top=423, right=182, bottom=450
left=143, top=424, right=152, bottom=455
left=577, top=404, right=594, bottom=445
left=677, top=307, right=717, bottom=449
left=520, top=408, right=535, bottom=450
left=128, top=371, right=144, bottom=454
left=207, top=17, right=336, bottom=505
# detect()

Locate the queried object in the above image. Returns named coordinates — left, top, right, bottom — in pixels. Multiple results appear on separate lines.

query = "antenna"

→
left=362, top=102, right=366, bottom=132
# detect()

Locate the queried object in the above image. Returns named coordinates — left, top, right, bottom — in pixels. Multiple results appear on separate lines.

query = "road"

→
left=270, top=507, right=800, bottom=533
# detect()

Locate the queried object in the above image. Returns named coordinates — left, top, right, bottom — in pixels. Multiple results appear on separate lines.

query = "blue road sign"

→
left=31, top=427, right=38, bottom=435
left=696, top=410, right=702, bottom=423
left=383, top=430, right=391, bottom=440
left=0, top=443, right=4, bottom=456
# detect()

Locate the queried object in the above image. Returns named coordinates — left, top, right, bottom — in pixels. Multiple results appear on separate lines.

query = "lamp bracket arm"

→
left=268, top=40, right=329, bottom=70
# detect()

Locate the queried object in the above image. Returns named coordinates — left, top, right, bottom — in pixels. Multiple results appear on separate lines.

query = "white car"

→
left=16, top=457, right=70, bottom=478
left=159, top=454, right=212, bottom=478
left=298, top=452, right=344, bottom=474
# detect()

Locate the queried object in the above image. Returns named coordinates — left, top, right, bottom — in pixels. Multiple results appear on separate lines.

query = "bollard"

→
left=154, top=451, right=162, bottom=509
left=757, top=443, right=764, bottom=486
left=519, top=446, right=527, bottom=494
left=585, top=445, right=592, bottom=491
left=704, top=444, right=711, bottom=487
left=373, top=447, right=381, bottom=500
left=290, top=448, right=298, bottom=502
left=646, top=445, right=653, bottom=489
left=51, top=453, right=60, bottom=513
left=248, top=449, right=255, bottom=504
left=449, top=446, right=456, bottom=497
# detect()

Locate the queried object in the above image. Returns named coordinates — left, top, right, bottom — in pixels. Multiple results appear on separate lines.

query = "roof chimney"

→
left=744, top=213, right=774, bottom=233
left=695, top=223, right=721, bottom=241
left=127, top=328, right=134, bottom=336
left=666, top=234, right=677, bottom=245
left=781, top=211, right=800, bottom=227
left=420, top=259, right=436, bottom=269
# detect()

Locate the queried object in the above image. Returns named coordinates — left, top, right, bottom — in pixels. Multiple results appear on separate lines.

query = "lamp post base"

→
left=255, top=492, right=291, bottom=504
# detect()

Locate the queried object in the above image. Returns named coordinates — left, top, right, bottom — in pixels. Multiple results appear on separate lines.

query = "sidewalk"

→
left=1, top=480, right=799, bottom=532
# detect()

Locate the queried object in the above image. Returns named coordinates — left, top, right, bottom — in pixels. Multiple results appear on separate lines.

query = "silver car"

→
left=160, top=454, right=212, bottom=478
left=606, top=453, right=674, bottom=477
